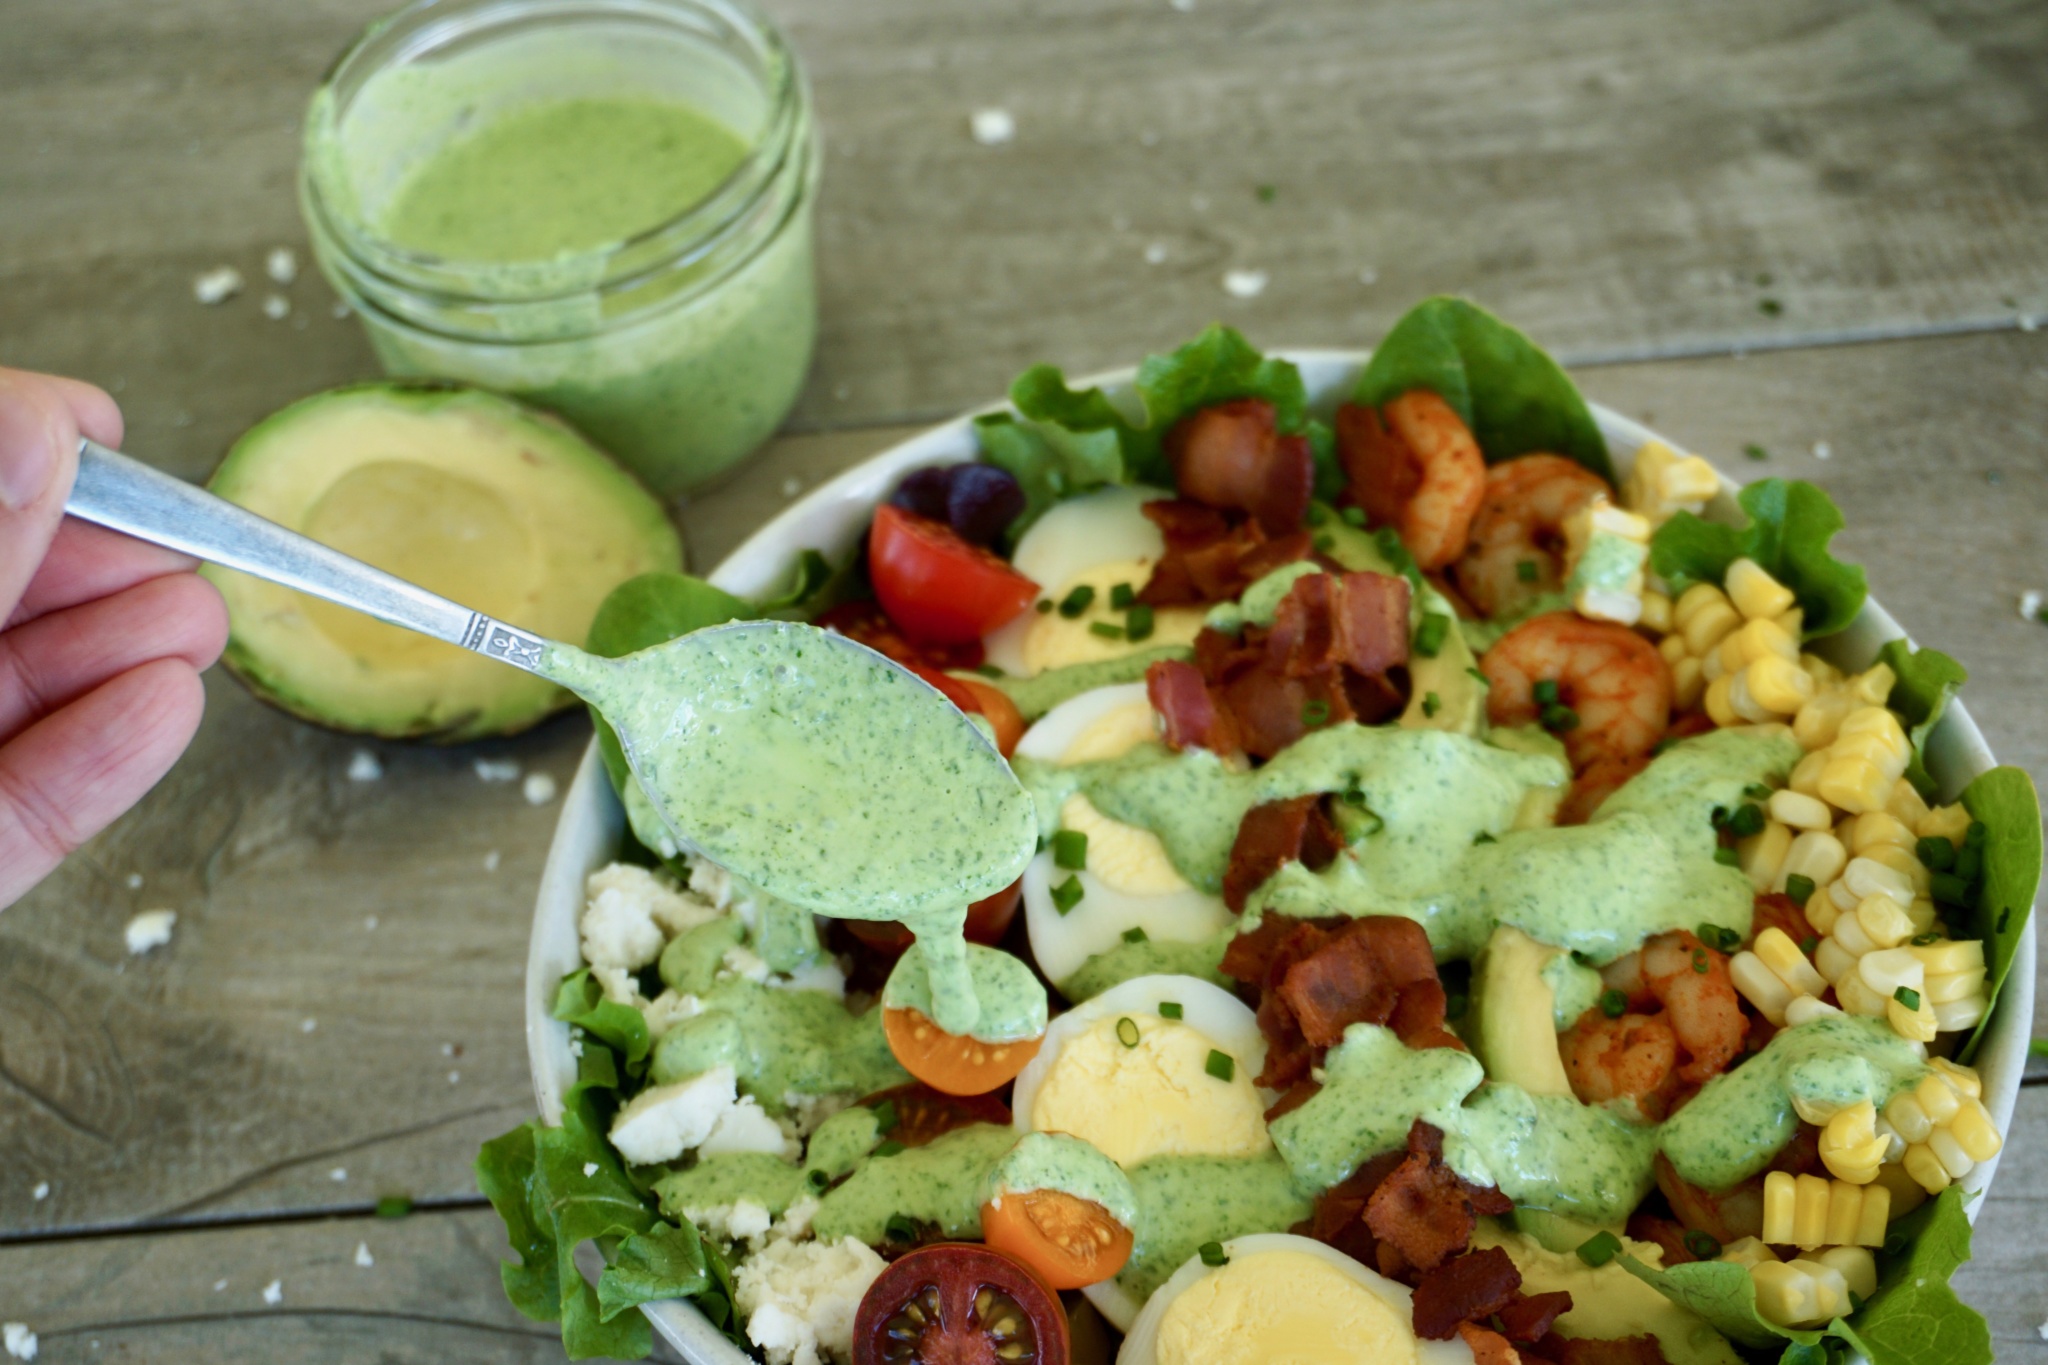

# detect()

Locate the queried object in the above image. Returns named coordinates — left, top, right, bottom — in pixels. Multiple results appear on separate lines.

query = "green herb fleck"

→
left=1414, top=612, right=1451, bottom=658
left=1600, top=988, right=1628, bottom=1018
left=1123, top=926, right=1149, bottom=944
left=1532, top=679, right=1560, bottom=706
left=1917, top=836, right=1956, bottom=872
left=1341, top=506, right=1367, bottom=527
left=1911, top=931, right=1942, bottom=946
left=1116, top=1017, right=1141, bottom=1048
left=1540, top=703, right=1581, bottom=733
left=1683, top=1229, right=1723, bottom=1260
left=1110, top=582, right=1136, bottom=610
left=1301, top=699, right=1332, bottom=727
left=1725, top=802, right=1766, bottom=839
left=1089, top=621, right=1125, bottom=640
left=1035, top=599, right=1054, bottom=614
left=1713, top=846, right=1741, bottom=867
left=1051, top=876, right=1084, bottom=915
left=869, top=1099, right=899, bottom=1133
left=376, top=1195, right=413, bottom=1219
left=1313, top=533, right=1336, bottom=553
left=1576, top=1231, right=1622, bottom=1267
left=807, top=1168, right=831, bottom=1191
left=1472, top=831, right=1497, bottom=845
left=1199, top=1241, right=1230, bottom=1266
left=1930, top=870, right=1972, bottom=908
left=1517, top=559, right=1539, bottom=583
left=1422, top=691, right=1441, bottom=718
left=874, top=1141, right=907, bottom=1159
left=1205, top=1050, right=1235, bottom=1082
left=1058, top=585, right=1096, bottom=618
left=1785, top=873, right=1816, bottom=904
left=884, top=1213, right=918, bottom=1241
left=1159, top=1001, right=1184, bottom=1020
left=1743, top=443, right=1770, bottom=461
left=1894, top=986, right=1922, bottom=1011
left=1758, top=298, right=1783, bottom=317
left=1053, top=829, right=1089, bottom=871
left=1126, top=603, right=1156, bottom=642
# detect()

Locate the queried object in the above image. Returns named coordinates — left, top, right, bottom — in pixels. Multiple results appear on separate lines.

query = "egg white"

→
left=985, top=484, right=1174, bottom=675
left=1117, top=1233, right=1478, bottom=1365
left=1017, top=686, right=1233, bottom=990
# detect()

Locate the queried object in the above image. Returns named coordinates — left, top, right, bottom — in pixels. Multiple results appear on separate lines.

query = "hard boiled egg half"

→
left=1017, top=684, right=1234, bottom=992
left=984, top=485, right=1208, bottom=675
left=1118, top=1233, right=1477, bottom=1365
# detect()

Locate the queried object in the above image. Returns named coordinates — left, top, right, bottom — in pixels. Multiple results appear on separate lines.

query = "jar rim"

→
left=302, top=0, right=807, bottom=311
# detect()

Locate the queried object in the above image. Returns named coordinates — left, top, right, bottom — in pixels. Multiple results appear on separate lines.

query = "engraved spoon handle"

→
left=65, top=438, right=566, bottom=679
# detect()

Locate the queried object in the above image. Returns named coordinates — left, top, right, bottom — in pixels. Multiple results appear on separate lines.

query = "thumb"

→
left=0, top=369, right=115, bottom=623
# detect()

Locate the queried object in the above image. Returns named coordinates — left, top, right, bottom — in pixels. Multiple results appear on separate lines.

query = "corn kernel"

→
left=1870, top=1160, right=1925, bottom=1220
left=1776, top=607, right=1805, bottom=639
left=1767, top=789, right=1832, bottom=832
left=1927, top=1129, right=1974, bottom=1180
left=1746, top=655, right=1818, bottom=715
left=1673, top=581, right=1730, bottom=630
left=1924, top=967, right=1987, bottom=1005
left=1818, top=756, right=1895, bottom=815
left=1740, top=821, right=1794, bottom=890
left=1916, top=1074, right=1962, bottom=1125
left=1720, top=617, right=1800, bottom=670
left=1727, top=557, right=1797, bottom=621
left=1640, top=590, right=1673, bottom=635
left=1858, top=946, right=1925, bottom=997
left=1916, top=804, right=1972, bottom=845
left=1671, top=656, right=1706, bottom=711
left=1928, top=1057, right=1982, bottom=1098
left=1785, top=994, right=1843, bottom=1027
left=1658, top=632, right=1690, bottom=666
left=1843, top=859, right=1915, bottom=909
left=1721, top=1236, right=1780, bottom=1270
left=1704, top=673, right=1740, bottom=728
left=1854, top=1181, right=1892, bottom=1244
left=1846, top=811, right=1914, bottom=855
left=1776, top=832, right=1848, bottom=899
left=1904, top=898, right=1939, bottom=935
left=1816, top=1246, right=1878, bottom=1301
left=1933, top=994, right=1988, bottom=1033
left=1911, top=938, right=1983, bottom=978
left=1624, top=441, right=1720, bottom=524
left=1888, top=992, right=1938, bottom=1043
left=1790, top=1173, right=1832, bottom=1248
left=1823, top=1180, right=1865, bottom=1246
left=1755, top=928, right=1829, bottom=995
left=1763, top=1170, right=1797, bottom=1244
left=1789, top=749, right=1830, bottom=795
left=1862, top=842, right=1931, bottom=895
left=1835, top=970, right=1890, bottom=1017
left=1951, top=1098, right=2003, bottom=1162
left=1684, top=599, right=1743, bottom=657
left=1731, top=951, right=1798, bottom=1026
left=1820, top=1102, right=1888, bottom=1184
left=1904, top=1143, right=1951, bottom=1194
left=1753, top=1261, right=1840, bottom=1328
left=1886, top=777, right=1932, bottom=829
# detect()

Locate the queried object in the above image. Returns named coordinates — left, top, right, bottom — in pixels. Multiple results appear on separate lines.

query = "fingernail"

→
left=0, top=377, right=60, bottom=510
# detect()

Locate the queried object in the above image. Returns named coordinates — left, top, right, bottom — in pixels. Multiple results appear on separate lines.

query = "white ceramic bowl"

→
left=525, top=351, right=2037, bottom=1363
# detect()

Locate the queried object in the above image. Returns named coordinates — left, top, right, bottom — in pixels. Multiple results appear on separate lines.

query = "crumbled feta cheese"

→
left=522, top=772, right=558, bottom=806
left=31, top=1182, right=48, bottom=1201
left=609, top=1067, right=739, bottom=1165
left=969, top=108, right=1015, bottom=146
left=2021, top=314, right=2039, bottom=333
left=355, top=1242, right=374, bottom=1268
left=448, top=1070, right=461, bottom=1085
left=687, top=857, right=736, bottom=910
left=262, top=294, right=291, bottom=321
left=590, top=862, right=723, bottom=942
left=266, top=247, right=299, bottom=284
left=474, top=757, right=521, bottom=783
left=1169, top=0, right=1195, bottom=10
left=1144, top=242, right=1168, bottom=265
left=581, top=878, right=668, bottom=973
left=213, top=1280, right=228, bottom=1293
left=735, top=1237, right=887, bottom=1365
left=1223, top=268, right=1268, bottom=299
left=583, top=1162, right=600, bottom=1178
left=700, top=1096, right=798, bottom=1160
left=364, top=915, right=379, bottom=931
left=728, top=1199, right=775, bottom=1244
left=776, top=1196, right=821, bottom=1242
left=193, top=267, right=243, bottom=304
left=347, top=748, right=383, bottom=782
left=261, top=1280, right=283, bottom=1305
left=329, top=1168, right=346, bottom=1182
left=1358, top=266, right=1379, bottom=285
left=770, top=959, right=849, bottom=997
left=2019, top=589, right=2043, bottom=622
left=124, top=909, right=176, bottom=955
left=722, top=946, right=773, bottom=984
left=782, top=1093, right=857, bottom=1138
left=641, top=989, right=703, bottom=1039
left=2, top=1323, right=35, bottom=1361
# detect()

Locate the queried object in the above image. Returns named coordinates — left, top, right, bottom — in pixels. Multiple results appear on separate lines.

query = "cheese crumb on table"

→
left=522, top=772, right=558, bottom=805
left=473, top=757, right=521, bottom=783
left=2, top=1323, right=36, bottom=1361
left=261, top=1280, right=283, bottom=1305
left=32, top=1182, right=48, bottom=1201
left=969, top=108, right=1015, bottom=145
left=1223, top=268, right=1268, bottom=298
left=266, top=246, right=299, bottom=283
left=192, top=266, right=243, bottom=304
left=124, top=909, right=177, bottom=955
left=355, top=1242, right=375, bottom=1268
left=347, top=749, right=383, bottom=782
left=262, top=294, right=291, bottom=320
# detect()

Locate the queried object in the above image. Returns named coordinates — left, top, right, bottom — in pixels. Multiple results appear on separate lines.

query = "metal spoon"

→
left=64, top=439, right=1033, bottom=919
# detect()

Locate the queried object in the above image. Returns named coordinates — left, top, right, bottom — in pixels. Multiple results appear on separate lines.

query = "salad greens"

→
left=1350, top=295, right=1613, bottom=482
left=1876, top=639, right=1968, bottom=799
left=1649, top=479, right=1869, bottom=639
left=1958, top=764, right=2042, bottom=1064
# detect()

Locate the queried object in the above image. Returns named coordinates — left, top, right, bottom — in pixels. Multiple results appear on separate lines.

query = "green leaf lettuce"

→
left=1649, top=479, right=1868, bottom=639
left=1958, top=764, right=2041, bottom=1064
left=1876, top=639, right=1967, bottom=799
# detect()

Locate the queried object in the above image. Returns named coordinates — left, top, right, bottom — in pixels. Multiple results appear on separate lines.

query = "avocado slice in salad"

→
left=204, top=383, right=681, bottom=742
left=1466, top=925, right=1574, bottom=1098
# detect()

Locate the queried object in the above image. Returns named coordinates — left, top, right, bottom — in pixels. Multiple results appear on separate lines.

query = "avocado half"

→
left=204, top=383, right=683, bottom=743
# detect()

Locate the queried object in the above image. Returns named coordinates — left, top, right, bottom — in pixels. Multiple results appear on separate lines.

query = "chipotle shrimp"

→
left=1481, top=612, right=1671, bottom=769
left=1452, top=454, right=1612, bottom=619
left=1335, top=389, right=1486, bottom=570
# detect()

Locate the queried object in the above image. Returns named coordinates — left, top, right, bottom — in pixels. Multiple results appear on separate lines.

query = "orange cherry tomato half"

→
left=844, top=878, right=1023, bottom=957
left=869, top=503, right=1039, bottom=645
left=904, top=664, right=1028, bottom=758
left=979, top=1190, right=1134, bottom=1290
left=882, top=1006, right=1043, bottom=1097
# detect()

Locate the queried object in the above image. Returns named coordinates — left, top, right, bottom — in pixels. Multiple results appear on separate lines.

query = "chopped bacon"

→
left=1267, top=570, right=1412, bottom=679
left=1222, top=796, right=1343, bottom=912
left=1389, top=978, right=1467, bottom=1053
left=1298, top=1146, right=1407, bottom=1267
left=1459, top=1323, right=1525, bottom=1365
left=1163, top=399, right=1315, bottom=536
left=1264, top=1079, right=1321, bottom=1123
left=1498, top=1291, right=1575, bottom=1344
left=1138, top=499, right=1318, bottom=606
left=1280, top=928, right=1402, bottom=1046
left=814, top=599, right=985, bottom=670
left=1218, top=910, right=1345, bottom=985
left=1411, top=1247, right=1523, bottom=1340
left=1146, top=659, right=1239, bottom=755
left=1369, top=1153, right=1482, bottom=1277
left=1218, top=664, right=1360, bottom=759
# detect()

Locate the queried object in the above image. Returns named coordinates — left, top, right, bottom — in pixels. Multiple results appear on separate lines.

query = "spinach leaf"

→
left=1649, top=479, right=1868, bottom=639
left=551, top=969, right=652, bottom=1068
left=1848, top=1188, right=1991, bottom=1365
left=596, top=1221, right=712, bottom=1323
left=1958, top=765, right=2042, bottom=1065
left=1876, top=639, right=1967, bottom=799
left=1351, top=296, right=1612, bottom=482
left=1618, top=1255, right=1817, bottom=1351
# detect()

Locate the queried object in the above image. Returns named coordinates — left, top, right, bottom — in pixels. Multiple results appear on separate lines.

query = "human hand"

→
left=1, top=368, right=229, bottom=908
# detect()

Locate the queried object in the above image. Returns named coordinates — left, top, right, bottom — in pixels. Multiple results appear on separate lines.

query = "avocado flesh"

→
left=204, top=383, right=682, bottom=742
left=1468, top=925, right=1574, bottom=1098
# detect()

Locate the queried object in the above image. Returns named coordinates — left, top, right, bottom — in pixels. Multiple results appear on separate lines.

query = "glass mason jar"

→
left=301, top=0, right=818, bottom=499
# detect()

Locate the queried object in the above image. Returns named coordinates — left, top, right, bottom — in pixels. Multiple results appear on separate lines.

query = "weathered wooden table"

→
left=4, top=0, right=2045, bottom=1359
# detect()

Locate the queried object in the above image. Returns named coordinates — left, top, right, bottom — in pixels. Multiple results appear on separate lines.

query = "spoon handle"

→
left=66, top=438, right=561, bottom=678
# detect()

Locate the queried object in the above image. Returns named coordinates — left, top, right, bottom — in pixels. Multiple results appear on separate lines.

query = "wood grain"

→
left=4, top=0, right=2048, bottom=480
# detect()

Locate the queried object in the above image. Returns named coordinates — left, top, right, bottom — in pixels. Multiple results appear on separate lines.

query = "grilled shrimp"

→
left=1452, top=455, right=1612, bottom=619
left=1604, top=929, right=1748, bottom=1084
left=1481, top=612, right=1671, bottom=770
left=1335, top=390, right=1487, bottom=571
left=1562, top=1009, right=1682, bottom=1120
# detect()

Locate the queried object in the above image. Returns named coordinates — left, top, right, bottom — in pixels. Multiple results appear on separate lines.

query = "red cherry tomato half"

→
left=843, top=879, right=1024, bottom=957
left=851, top=1243, right=1068, bottom=1365
left=854, top=1081, right=1013, bottom=1148
left=869, top=504, right=1039, bottom=646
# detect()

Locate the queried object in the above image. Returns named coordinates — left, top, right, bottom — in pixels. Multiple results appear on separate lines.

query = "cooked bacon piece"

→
left=1368, top=1153, right=1479, bottom=1276
left=1218, top=910, right=1343, bottom=985
left=1267, top=571, right=1412, bottom=680
left=1249, top=919, right=1345, bottom=1088
left=1459, top=1323, right=1525, bottom=1365
left=1231, top=915, right=1459, bottom=1084
left=1298, top=1146, right=1407, bottom=1266
left=1218, top=664, right=1360, bottom=759
left=814, top=599, right=985, bottom=670
left=1411, top=1247, right=1523, bottom=1340
left=1138, top=500, right=1317, bottom=606
left=1146, top=659, right=1239, bottom=755
left=1164, top=399, right=1316, bottom=536
left=1498, top=1291, right=1575, bottom=1344
left=1264, top=1079, right=1321, bottom=1123
left=1280, top=927, right=1402, bottom=1047
left=1530, top=1337, right=1671, bottom=1365
left=1389, top=978, right=1467, bottom=1053
left=1222, top=796, right=1343, bottom=912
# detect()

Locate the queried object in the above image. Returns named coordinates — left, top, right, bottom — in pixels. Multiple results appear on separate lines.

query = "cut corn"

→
left=1762, top=1172, right=1888, bottom=1249
left=1770, top=789, right=1833, bottom=831
left=1752, top=1259, right=1850, bottom=1329
left=1885, top=1063, right=2003, bottom=1193
left=1720, top=1237, right=1779, bottom=1270
left=1819, top=1101, right=1888, bottom=1184
left=1726, top=558, right=1797, bottom=621
left=1564, top=499, right=1653, bottom=626
left=1739, top=821, right=1794, bottom=890
left=1640, top=590, right=1674, bottom=634
left=1917, top=804, right=1972, bottom=845
left=1815, top=1246, right=1878, bottom=1302
left=1623, top=441, right=1720, bottom=527
left=1731, top=928, right=1829, bottom=1026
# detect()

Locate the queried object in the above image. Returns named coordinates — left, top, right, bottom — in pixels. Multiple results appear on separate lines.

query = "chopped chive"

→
left=1965, top=820, right=1989, bottom=848
left=1444, top=989, right=1469, bottom=1021
left=1467, top=667, right=1491, bottom=686
left=375, top=1195, right=413, bottom=1219
left=806, top=1168, right=830, bottom=1191
left=1911, top=931, right=1941, bottom=946
left=1997, top=907, right=2012, bottom=933
left=1110, top=582, right=1136, bottom=610
left=1683, top=1229, right=1723, bottom=1260
left=1916, top=836, right=1955, bottom=872
left=1205, top=1050, right=1235, bottom=1082
left=1532, top=679, right=1560, bottom=706
left=1714, top=846, right=1740, bottom=867
left=1199, top=1241, right=1230, bottom=1266
left=1158, top=1001, right=1184, bottom=1020
left=1785, top=873, right=1816, bottom=904
left=1051, top=875, right=1084, bottom=915
left=869, top=1099, right=899, bottom=1133
left=1422, top=691, right=1442, bottom=718
left=1058, top=585, right=1096, bottom=618
left=874, top=1141, right=906, bottom=1159
left=1313, top=533, right=1336, bottom=553
left=1894, top=986, right=1922, bottom=1011
left=1929, top=871, right=1972, bottom=908
left=1036, top=599, right=1054, bottom=614
left=1725, top=803, right=1766, bottom=839
left=1692, top=947, right=1711, bottom=974
left=1744, top=443, right=1770, bottom=461
left=1800, top=935, right=1819, bottom=956
left=1125, top=603, right=1156, bottom=642
left=1540, top=703, right=1581, bottom=733
left=1122, top=926, right=1150, bottom=944
left=1517, top=560, right=1539, bottom=583
left=1954, top=846, right=1983, bottom=882
left=1306, top=505, right=1328, bottom=527
left=1697, top=923, right=1738, bottom=952
left=1116, top=1016, right=1141, bottom=1048
left=1413, top=612, right=1451, bottom=659
left=974, top=664, right=1004, bottom=678
left=1743, top=783, right=1774, bottom=801
left=1473, top=831, right=1497, bottom=845
left=884, top=1213, right=918, bottom=1242
left=1341, top=506, right=1367, bottom=527
left=1301, top=699, right=1332, bottom=727
left=1600, top=988, right=1628, bottom=1018
left=1089, top=621, right=1126, bottom=640
left=1341, top=788, right=1368, bottom=806
left=1576, top=1231, right=1622, bottom=1267
left=1053, top=829, right=1089, bottom=871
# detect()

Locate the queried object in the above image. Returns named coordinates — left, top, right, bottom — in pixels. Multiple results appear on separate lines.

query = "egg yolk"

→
left=1029, top=1013, right=1270, bottom=1167
left=1154, top=1249, right=1417, bottom=1365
